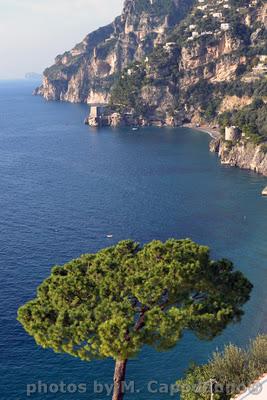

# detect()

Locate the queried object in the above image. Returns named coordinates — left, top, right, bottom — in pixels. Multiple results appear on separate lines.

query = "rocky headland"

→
left=35, top=0, right=267, bottom=179
left=210, top=137, right=267, bottom=177
left=35, top=0, right=194, bottom=104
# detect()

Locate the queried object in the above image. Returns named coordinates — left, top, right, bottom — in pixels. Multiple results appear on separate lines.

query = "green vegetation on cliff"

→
left=109, top=0, right=267, bottom=125
left=219, top=99, right=267, bottom=141
left=37, top=0, right=196, bottom=102
left=37, top=0, right=266, bottom=131
left=110, top=63, right=147, bottom=113
left=133, top=0, right=180, bottom=17
left=178, top=335, right=267, bottom=400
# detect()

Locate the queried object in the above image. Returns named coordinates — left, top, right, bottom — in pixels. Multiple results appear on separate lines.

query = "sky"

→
left=0, top=0, right=123, bottom=79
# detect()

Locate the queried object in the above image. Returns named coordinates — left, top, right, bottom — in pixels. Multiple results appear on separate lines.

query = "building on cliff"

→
left=86, top=105, right=108, bottom=127
left=225, top=126, right=242, bottom=142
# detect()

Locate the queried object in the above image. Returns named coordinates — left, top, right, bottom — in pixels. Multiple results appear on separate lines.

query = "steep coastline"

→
left=34, top=0, right=267, bottom=180
left=210, top=138, right=267, bottom=177
left=107, top=0, right=267, bottom=126
left=34, top=0, right=194, bottom=103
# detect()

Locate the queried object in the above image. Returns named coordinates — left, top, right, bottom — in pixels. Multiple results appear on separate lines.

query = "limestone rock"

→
left=211, top=139, right=267, bottom=177
left=35, top=0, right=194, bottom=103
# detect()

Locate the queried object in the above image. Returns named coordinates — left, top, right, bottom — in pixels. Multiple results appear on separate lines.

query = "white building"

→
left=232, top=374, right=267, bottom=400
left=213, top=12, right=223, bottom=18
left=192, top=31, right=200, bottom=38
left=189, top=24, right=197, bottom=31
left=225, top=126, right=241, bottom=141
left=221, top=23, right=230, bottom=31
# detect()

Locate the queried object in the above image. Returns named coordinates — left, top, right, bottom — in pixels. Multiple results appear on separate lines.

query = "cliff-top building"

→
left=225, top=126, right=242, bottom=142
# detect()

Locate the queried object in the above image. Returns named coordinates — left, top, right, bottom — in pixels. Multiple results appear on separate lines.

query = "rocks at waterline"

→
left=84, top=106, right=183, bottom=128
left=210, top=125, right=267, bottom=178
left=210, top=137, right=267, bottom=178
left=84, top=106, right=138, bottom=128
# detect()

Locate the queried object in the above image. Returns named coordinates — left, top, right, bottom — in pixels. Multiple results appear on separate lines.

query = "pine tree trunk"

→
left=112, top=359, right=128, bottom=400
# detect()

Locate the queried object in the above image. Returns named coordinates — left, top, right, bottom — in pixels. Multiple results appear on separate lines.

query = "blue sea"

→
left=0, top=80, right=266, bottom=400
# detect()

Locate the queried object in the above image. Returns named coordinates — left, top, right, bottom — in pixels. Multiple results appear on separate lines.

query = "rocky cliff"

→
left=210, top=138, right=267, bottom=177
left=35, top=0, right=194, bottom=103
left=35, top=0, right=267, bottom=132
left=108, top=0, right=267, bottom=126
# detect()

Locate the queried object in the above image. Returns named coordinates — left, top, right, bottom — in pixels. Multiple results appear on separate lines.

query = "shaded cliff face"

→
left=35, top=0, right=195, bottom=103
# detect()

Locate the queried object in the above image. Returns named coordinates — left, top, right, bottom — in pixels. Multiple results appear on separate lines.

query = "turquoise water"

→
left=0, top=80, right=266, bottom=399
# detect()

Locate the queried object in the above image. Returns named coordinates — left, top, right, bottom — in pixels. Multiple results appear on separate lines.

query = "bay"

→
left=0, top=80, right=266, bottom=399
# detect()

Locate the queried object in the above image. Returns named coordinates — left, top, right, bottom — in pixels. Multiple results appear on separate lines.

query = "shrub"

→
left=178, top=335, right=267, bottom=400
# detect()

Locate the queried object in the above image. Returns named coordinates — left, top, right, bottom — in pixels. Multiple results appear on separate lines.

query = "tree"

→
left=17, top=239, right=253, bottom=400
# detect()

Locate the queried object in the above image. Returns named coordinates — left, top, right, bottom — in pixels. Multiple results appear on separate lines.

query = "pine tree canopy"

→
left=18, top=239, right=253, bottom=362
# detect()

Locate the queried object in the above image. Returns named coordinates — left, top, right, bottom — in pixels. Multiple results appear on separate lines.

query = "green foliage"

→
left=231, top=22, right=251, bottom=45
left=218, top=79, right=267, bottom=98
left=197, top=15, right=221, bottom=33
left=218, top=100, right=267, bottom=140
left=182, top=80, right=222, bottom=120
left=184, top=80, right=214, bottom=107
left=107, top=0, right=266, bottom=126
left=236, top=64, right=247, bottom=77
left=133, top=0, right=195, bottom=22
left=18, top=239, right=252, bottom=363
left=133, top=0, right=174, bottom=16
left=229, top=0, right=250, bottom=7
left=110, top=64, right=147, bottom=112
left=203, top=100, right=221, bottom=122
left=178, top=335, right=267, bottom=400
left=110, top=44, right=180, bottom=115
left=149, top=46, right=172, bottom=71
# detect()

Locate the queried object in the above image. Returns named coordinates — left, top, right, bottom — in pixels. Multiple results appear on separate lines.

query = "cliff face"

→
left=36, top=0, right=266, bottom=133
left=138, top=32, right=243, bottom=119
left=35, top=0, right=194, bottom=103
left=210, top=139, right=267, bottom=177
left=108, top=0, right=267, bottom=126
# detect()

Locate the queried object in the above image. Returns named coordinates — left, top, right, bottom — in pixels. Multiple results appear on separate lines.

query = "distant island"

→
left=25, top=72, right=42, bottom=81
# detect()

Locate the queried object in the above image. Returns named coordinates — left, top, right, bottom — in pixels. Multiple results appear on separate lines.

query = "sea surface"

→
left=0, top=80, right=266, bottom=400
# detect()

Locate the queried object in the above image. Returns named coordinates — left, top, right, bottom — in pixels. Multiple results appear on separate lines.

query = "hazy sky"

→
left=0, top=0, right=123, bottom=79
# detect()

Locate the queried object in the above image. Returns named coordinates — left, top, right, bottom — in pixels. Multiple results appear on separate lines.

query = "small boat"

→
left=132, top=127, right=139, bottom=131
left=262, top=186, right=267, bottom=196
left=106, top=234, right=113, bottom=238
